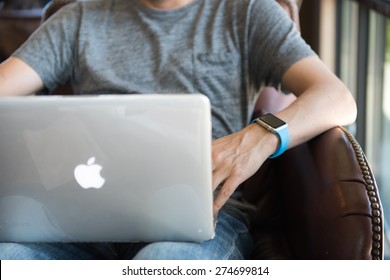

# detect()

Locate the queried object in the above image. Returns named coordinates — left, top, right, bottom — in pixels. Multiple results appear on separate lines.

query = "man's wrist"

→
left=252, top=114, right=290, bottom=158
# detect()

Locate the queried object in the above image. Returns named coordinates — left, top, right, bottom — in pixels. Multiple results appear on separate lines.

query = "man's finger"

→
left=213, top=175, right=241, bottom=215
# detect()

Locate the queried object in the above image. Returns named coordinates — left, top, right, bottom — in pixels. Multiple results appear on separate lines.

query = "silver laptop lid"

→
left=0, top=94, right=214, bottom=242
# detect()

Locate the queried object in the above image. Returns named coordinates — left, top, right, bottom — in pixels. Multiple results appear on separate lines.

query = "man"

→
left=0, top=0, right=357, bottom=259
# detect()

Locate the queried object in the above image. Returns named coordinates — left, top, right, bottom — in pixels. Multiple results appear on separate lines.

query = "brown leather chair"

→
left=39, top=0, right=385, bottom=260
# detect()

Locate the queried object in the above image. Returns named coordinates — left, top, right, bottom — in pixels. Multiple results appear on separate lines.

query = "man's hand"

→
left=211, top=123, right=278, bottom=216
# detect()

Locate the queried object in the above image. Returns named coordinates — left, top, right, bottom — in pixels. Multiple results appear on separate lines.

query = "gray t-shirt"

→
left=14, top=0, right=315, bottom=140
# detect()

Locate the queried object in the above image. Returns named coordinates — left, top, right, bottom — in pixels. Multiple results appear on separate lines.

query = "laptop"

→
left=0, top=94, right=215, bottom=243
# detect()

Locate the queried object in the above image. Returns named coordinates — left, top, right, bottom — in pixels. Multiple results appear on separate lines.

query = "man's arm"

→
left=0, top=56, right=45, bottom=96
left=212, top=55, right=357, bottom=215
left=274, top=55, right=357, bottom=148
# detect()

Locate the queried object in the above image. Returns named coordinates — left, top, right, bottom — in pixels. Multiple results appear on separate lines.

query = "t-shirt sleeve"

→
left=247, top=0, right=316, bottom=90
left=12, top=3, right=81, bottom=92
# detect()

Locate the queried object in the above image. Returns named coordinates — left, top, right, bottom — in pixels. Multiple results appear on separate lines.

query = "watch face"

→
left=260, top=114, right=286, bottom=128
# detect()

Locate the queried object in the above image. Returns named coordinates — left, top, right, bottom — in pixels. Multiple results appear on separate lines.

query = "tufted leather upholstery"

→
left=242, top=126, right=383, bottom=259
left=41, top=0, right=384, bottom=259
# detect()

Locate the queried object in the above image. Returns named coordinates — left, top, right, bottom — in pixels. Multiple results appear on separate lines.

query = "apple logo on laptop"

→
left=74, top=157, right=105, bottom=189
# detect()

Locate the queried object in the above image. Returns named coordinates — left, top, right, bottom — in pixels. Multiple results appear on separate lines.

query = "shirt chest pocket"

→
left=193, top=52, right=241, bottom=94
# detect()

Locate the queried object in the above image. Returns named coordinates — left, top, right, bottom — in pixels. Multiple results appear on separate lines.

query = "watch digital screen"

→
left=260, top=113, right=286, bottom=128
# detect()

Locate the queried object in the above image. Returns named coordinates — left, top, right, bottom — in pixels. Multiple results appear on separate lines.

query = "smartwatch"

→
left=252, top=113, right=290, bottom=158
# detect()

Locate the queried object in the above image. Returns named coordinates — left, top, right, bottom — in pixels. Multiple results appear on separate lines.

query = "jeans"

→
left=0, top=204, right=253, bottom=260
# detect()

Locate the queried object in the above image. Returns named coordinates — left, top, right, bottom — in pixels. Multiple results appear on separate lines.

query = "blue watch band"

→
left=252, top=114, right=290, bottom=158
left=268, top=123, right=290, bottom=158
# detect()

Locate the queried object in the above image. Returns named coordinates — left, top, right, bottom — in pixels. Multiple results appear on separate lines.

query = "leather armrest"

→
left=243, top=127, right=384, bottom=259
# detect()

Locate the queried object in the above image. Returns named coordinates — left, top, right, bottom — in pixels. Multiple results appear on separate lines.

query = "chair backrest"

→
left=253, top=0, right=301, bottom=117
left=41, top=0, right=74, bottom=22
left=0, top=8, right=43, bottom=62
left=277, top=0, right=301, bottom=31
left=1, top=0, right=47, bottom=10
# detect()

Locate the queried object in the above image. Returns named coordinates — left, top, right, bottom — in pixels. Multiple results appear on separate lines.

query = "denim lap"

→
left=0, top=242, right=118, bottom=260
left=125, top=207, right=253, bottom=260
left=0, top=206, right=253, bottom=260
